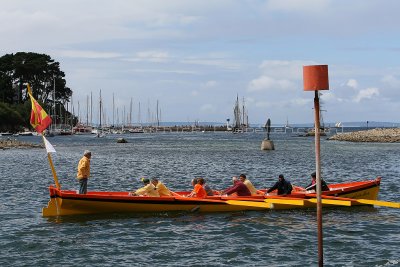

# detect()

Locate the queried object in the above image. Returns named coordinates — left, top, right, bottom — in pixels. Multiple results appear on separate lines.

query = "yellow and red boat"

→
left=42, top=177, right=384, bottom=217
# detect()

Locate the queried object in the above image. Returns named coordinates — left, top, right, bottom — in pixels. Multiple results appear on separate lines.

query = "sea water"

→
left=0, top=132, right=399, bottom=266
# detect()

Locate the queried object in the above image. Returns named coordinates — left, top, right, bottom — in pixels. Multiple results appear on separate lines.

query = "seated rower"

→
left=221, top=177, right=251, bottom=196
left=239, top=174, right=259, bottom=195
left=151, top=177, right=172, bottom=196
left=130, top=178, right=160, bottom=197
left=305, top=172, right=330, bottom=192
left=266, top=174, right=293, bottom=196
left=201, top=177, right=215, bottom=196
left=187, top=178, right=207, bottom=198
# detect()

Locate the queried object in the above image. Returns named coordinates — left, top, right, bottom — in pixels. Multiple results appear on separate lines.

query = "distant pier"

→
left=328, top=128, right=400, bottom=142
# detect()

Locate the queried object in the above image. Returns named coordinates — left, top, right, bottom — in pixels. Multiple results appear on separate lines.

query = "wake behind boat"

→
left=42, top=177, right=384, bottom=216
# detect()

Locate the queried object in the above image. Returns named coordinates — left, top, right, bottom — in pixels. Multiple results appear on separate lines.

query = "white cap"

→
left=84, top=150, right=91, bottom=156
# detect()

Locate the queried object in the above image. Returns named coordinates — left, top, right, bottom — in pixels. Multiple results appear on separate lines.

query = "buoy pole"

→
left=303, top=65, right=329, bottom=267
left=314, top=91, right=323, bottom=267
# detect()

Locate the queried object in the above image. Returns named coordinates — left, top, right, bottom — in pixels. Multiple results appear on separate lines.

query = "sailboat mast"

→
left=86, top=95, right=89, bottom=126
left=138, top=101, right=141, bottom=125
left=242, top=97, right=245, bottom=127
left=113, top=93, right=115, bottom=127
left=99, top=90, right=102, bottom=128
left=130, top=97, right=133, bottom=127
left=53, top=76, right=56, bottom=131
left=156, top=100, right=159, bottom=127
left=90, top=91, right=93, bottom=126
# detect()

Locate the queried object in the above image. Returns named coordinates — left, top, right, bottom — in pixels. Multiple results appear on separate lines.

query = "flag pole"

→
left=41, top=135, right=61, bottom=190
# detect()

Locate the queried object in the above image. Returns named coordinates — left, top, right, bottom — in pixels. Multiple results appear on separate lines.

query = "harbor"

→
left=1, top=133, right=399, bottom=266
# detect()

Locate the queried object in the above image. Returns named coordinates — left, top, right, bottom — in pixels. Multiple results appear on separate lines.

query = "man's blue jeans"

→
left=79, top=178, right=88, bottom=194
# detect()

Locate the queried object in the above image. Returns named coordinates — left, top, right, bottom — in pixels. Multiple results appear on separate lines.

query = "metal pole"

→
left=314, top=90, right=323, bottom=266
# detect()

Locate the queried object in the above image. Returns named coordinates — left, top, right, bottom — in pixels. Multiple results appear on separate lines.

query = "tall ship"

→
left=232, top=95, right=249, bottom=133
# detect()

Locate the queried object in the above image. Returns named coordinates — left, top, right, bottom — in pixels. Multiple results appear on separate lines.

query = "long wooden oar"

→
left=306, top=193, right=400, bottom=209
left=227, top=197, right=352, bottom=209
left=305, top=198, right=352, bottom=206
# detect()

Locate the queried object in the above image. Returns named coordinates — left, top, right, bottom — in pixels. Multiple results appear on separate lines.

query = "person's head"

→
left=84, top=150, right=91, bottom=158
left=232, top=176, right=238, bottom=184
left=197, top=177, right=205, bottom=185
left=311, top=172, right=316, bottom=180
left=278, top=174, right=284, bottom=181
left=239, top=174, right=246, bottom=182
left=141, top=177, right=150, bottom=184
left=151, top=177, right=159, bottom=186
left=192, top=178, right=198, bottom=186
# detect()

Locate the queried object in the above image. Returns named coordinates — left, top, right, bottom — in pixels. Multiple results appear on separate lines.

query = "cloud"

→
left=125, top=50, right=170, bottom=63
left=346, top=79, right=358, bottom=89
left=353, top=87, right=379, bottom=102
left=181, top=58, right=241, bottom=70
left=265, top=0, right=331, bottom=13
left=128, top=68, right=199, bottom=75
left=381, top=75, right=400, bottom=88
left=204, top=80, right=217, bottom=87
left=320, top=92, right=340, bottom=102
left=259, top=60, right=316, bottom=79
left=248, top=75, right=295, bottom=92
left=200, top=103, right=216, bottom=113
left=247, top=60, right=316, bottom=92
left=56, top=50, right=121, bottom=59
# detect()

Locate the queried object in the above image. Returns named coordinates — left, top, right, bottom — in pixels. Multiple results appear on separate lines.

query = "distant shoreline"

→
left=0, top=138, right=44, bottom=149
left=328, top=128, right=400, bottom=143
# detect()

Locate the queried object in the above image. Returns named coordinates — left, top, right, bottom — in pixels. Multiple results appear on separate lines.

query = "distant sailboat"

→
left=306, top=92, right=328, bottom=136
left=284, top=117, right=291, bottom=129
left=95, top=90, right=106, bottom=138
left=232, top=95, right=248, bottom=133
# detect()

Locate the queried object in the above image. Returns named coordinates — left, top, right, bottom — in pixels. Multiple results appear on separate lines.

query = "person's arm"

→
left=224, top=184, right=239, bottom=195
left=305, top=182, right=316, bottom=191
left=135, top=184, right=151, bottom=196
left=266, top=182, right=279, bottom=193
left=187, top=186, right=197, bottom=197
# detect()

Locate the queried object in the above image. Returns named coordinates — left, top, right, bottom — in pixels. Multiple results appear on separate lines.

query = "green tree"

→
left=0, top=52, right=72, bottom=106
left=0, top=52, right=76, bottom=131
left=0, top=102, right=25, bottom=132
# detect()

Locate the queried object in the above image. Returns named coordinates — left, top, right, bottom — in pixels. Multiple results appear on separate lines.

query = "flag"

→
left=27, top=84, right=52, bottom=133
left=43, top=136, right=56, bottom=153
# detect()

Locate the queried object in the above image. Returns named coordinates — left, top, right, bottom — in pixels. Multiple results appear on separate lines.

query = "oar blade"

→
left=265, top=198, right=305, bottom=206
left=226, top=200, right=271, bottom=208
left=355, top=199, right=400, bottom=208
left=306, top=198, right=352, bottom=206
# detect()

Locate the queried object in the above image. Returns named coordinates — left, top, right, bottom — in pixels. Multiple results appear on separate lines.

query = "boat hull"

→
left=42, top=177, right=381, bottom=217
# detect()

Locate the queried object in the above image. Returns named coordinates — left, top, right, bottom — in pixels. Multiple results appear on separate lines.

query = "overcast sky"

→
left=2, top=0, right=400, bottom=125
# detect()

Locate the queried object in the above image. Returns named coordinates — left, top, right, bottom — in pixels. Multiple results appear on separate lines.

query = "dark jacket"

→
left=267, top=179, right=293, bottom=195
left=305, top=180, right=330, bottom=191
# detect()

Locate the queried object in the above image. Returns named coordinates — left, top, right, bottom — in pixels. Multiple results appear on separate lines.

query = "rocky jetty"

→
left=328, top=128, right=400, bottom=143
left=0, top=138, right=44, bottom=149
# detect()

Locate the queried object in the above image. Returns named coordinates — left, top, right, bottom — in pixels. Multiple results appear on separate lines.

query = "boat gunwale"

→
left=48, top=177, right=381, bottom=204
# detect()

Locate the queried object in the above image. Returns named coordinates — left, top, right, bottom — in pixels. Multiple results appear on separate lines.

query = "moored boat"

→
left=42, top=177, right=382, bottom=217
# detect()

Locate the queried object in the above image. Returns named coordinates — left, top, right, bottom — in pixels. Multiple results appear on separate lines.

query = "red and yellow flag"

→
left=27, top=84, right=52, bottom=133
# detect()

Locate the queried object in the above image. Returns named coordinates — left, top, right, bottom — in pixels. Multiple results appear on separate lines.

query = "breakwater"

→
left=0, top=138, right=43, bottom=149
left=328, top=128, right=400, bottom=142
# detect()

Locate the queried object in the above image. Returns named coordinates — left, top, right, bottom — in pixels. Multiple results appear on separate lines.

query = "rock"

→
left=328, top=128, right=400, bottom=143
left=0, top=139, right=44, bottom=149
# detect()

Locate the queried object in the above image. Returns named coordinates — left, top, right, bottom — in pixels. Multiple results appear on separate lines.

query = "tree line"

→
left=0, top=52, right=75, bottom=132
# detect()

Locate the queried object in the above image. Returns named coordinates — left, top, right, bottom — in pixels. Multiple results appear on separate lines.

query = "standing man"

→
left=77, top=150, right=91, bottom=194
